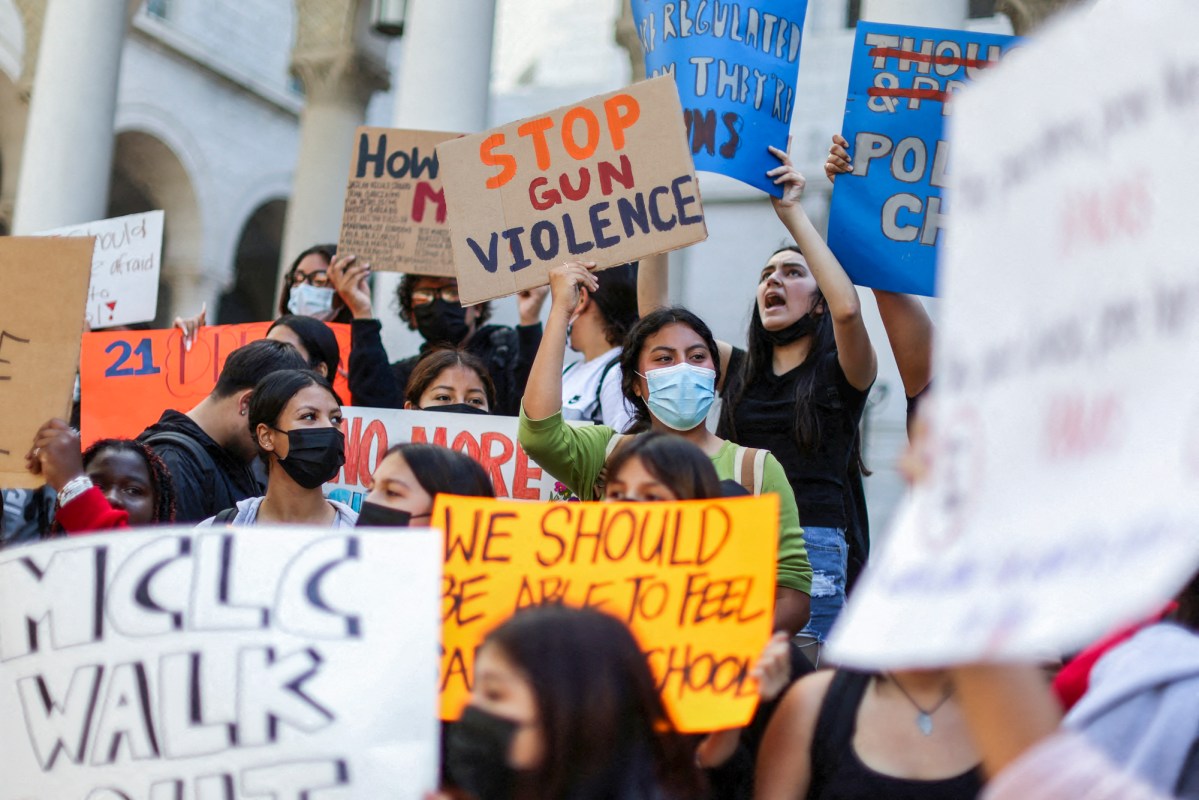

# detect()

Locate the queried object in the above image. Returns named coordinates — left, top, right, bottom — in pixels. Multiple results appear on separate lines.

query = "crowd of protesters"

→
left=4, top=138, right=1196, bottom=800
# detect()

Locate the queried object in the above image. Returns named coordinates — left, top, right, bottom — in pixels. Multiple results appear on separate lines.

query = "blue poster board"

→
left=631, top=1, right=808, bottom=196
left=827, top=22, right=1018, bottom=296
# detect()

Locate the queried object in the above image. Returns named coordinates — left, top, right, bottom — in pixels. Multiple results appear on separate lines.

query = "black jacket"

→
left=138, top=410, right=262, bottom=523
left=347, top=319, right=542, bottom=416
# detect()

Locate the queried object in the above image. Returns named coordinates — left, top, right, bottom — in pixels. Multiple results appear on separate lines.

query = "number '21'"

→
left=104, top=338, right=161, bottom=377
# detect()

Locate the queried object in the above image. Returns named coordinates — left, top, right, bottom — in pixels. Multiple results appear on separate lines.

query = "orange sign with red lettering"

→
left=80, top=323, right=352, bottom=446
left=432, top=493, right=778, bottom=733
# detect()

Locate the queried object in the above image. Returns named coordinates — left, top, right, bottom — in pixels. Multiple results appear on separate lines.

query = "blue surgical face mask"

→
left=288, top=284, right=335, bottom=317
left=639, top=362, right=716, bottom=431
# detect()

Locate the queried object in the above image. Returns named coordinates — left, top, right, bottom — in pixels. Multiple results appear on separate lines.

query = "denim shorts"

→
left=798, top=525, right=849, bottom=643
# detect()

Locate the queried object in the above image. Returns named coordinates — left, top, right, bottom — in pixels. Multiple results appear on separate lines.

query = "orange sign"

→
left=432, top=493, right=778, bottom=733
left=80, top=322, right=352, bottom=446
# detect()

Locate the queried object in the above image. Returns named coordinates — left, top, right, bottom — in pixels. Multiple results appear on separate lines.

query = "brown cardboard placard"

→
left=439, top=75, right=707, bottom=306
left=337, top=127, right=460, bottom=276
left=0, top=237, right=94, bottom=488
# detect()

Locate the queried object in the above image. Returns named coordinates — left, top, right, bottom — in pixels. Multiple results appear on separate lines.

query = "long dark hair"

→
left=619, top=306, right=721, bottom=435
left=268, top=315, right=341, bottom=379
left=604, top=432, right=721, bottom=501
left=384, top=443, right=495, bottom=500
left=589, top=262, right=640, bottom=347
left=483, top=605, right=703, bottom=800
left=719, top=245, right=837, bottom=454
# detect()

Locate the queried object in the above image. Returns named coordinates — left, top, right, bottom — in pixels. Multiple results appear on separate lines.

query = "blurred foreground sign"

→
left=0, top=527, right=441, bottom=800
left=828, top=0, right=1199, bottom=668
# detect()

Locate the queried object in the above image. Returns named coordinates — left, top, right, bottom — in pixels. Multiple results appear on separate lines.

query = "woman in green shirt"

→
left=519, top=262, right=812, bottom=635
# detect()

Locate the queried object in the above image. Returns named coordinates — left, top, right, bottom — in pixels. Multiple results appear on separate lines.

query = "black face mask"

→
left=423, top=403, right=490, bottom=416
left=273, top=427, right=346, bottom=489
left=761, top=311, right=820, bottom=346
left=355, top=501, right=413, bottom=528
left=414, top=298, right=469, bottom=346
left=445, top=705, right=519, bottom=800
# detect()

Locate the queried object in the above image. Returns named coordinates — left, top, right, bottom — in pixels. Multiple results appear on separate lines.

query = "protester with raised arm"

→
left=328, top=255, right=543, bottom=415
left=518, top=262, right=812, bottom=636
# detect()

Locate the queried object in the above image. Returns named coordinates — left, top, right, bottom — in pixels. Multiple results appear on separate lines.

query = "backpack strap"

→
left=589, top=355, right=622, bottom=425
left=212, top=507, right=238, bottom=525
left=142, top=431, right=216, bottom=474
left=733, top=446, right=768, bottom=496
left=141, top=430, right=227, bottom=507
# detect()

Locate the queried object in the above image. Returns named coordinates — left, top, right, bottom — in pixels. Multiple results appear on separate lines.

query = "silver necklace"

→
left=884, top=674, right=954, bottom=736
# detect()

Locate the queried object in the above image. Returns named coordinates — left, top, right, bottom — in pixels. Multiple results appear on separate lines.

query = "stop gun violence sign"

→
left=439, top=75, right=708, bottom=306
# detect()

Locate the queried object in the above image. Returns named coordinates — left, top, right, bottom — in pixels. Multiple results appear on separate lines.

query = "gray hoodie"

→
left=1065, top=622, right=1199, bottom=799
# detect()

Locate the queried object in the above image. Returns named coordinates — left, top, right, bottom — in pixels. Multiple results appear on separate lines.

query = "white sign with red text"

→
left=827, top=0, right=1199, bottom=668
left=326, top=407, right=582, bottom=510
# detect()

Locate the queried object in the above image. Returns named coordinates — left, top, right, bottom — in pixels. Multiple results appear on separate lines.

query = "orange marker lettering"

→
left=517, top=116, right=556, bottom=171
left=603, top=94, right=640, bottom=150
left=481, top=133, right=517, bottom=188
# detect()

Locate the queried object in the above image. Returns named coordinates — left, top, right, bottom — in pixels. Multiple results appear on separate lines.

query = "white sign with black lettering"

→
left=36, top=210, right=164, bottom=328
left=0, top=526, right=441, bottom=800
left=827, top=0, right=1199, bottom=668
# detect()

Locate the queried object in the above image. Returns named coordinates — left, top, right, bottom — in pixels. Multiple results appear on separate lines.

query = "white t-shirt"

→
left=561, top=346, right=633, bottom=432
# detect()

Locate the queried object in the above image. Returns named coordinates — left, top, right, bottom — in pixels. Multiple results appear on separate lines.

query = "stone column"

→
left=614, top=0, right=644, bottom=81
left=11, top=0, right=127, bottom=233
left=277, top=0, right=389, bottom=292
left=374, top=0, right=498, bottom=357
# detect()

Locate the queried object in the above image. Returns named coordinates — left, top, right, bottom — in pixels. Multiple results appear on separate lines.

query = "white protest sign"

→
left=827, top=0, right=1199, bottom=668
left=37, top=210, right=164, bottom=328
left=0, top=526, right=442, bottom=799
left=326, top=407, right=584, bottom=510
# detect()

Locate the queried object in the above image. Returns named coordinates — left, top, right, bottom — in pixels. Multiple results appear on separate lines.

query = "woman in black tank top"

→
left=756, top=668, right=983, bottom=799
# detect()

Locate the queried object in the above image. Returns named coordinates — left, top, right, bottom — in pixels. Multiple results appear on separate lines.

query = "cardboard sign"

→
left=37, top=210, right=165, bottom=327
left=80, top=322, right=352, bottom=447
left=826, top=24, right=1016, bottom=296
left=338, top=128, right=460, bottom=277
left=438, top=76, right=707, bottom=306
left=434, top=493, right=778, bottom=732
left=0, top=237, right=93, bottom=488
left=631, top=0, right=808, bottom=196
left=326, top=406, right=583, bottom=510
left=826, top=0, right=1199, bottom=668
left=0, top=526, right=442, bottom=799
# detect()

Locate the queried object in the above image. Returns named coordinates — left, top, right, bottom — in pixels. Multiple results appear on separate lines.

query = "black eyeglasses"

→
left=291, top=268, right=330, bottom=288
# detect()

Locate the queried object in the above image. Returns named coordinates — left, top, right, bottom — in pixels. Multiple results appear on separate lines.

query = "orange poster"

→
left=80, top=322, right=352, bottom=446
left=432, top=493, right=778, bottom=733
